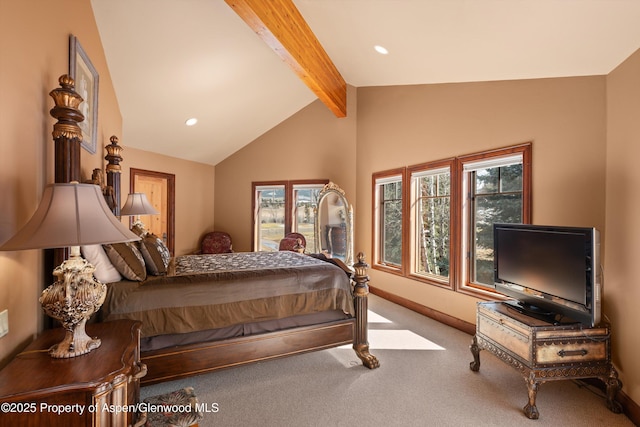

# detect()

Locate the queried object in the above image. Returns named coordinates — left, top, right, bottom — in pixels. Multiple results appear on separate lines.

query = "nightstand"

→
left=0, top=319, right=146, bottom=426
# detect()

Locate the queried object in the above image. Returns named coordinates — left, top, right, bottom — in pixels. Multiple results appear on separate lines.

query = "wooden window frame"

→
left=251, top=179, right=328, bottom=252
left=370, top=142, right=532, bottom=299
left=456, top=143, right=532, bottom=298
left=372, top=168, right=406, bottom=276
left=407, top=158, right=457, bottom=289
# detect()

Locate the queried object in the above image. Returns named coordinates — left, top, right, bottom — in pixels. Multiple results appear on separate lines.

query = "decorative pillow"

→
left=81, top=245, right=123, bottom=283
left=103, top=242, right=147, bottom=281
left=139, top=234, right=171, bottom=275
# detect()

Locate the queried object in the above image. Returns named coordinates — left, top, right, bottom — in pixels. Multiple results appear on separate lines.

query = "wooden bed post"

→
left=50, top=74, right=83, bottom=184
left=105, top=135, right=123, bottom=216
left=49, top=75, right=84, bottom=274
left=352, top=252, right=380, bottom=369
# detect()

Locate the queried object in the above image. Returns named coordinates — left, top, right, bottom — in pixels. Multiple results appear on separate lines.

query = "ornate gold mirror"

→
left=314, top=182, right=353, bottom=266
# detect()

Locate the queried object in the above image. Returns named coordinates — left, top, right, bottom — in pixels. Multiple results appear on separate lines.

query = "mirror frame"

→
left=314, top=182, right=353, bottom=266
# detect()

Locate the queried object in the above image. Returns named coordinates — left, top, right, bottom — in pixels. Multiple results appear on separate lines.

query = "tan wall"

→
left=121, top=147, right=215, bottom=256
left=355, top=76, right=607, bottom=324
left=214, top=85, right=357, bottom=252
left=605, top=48, right=640, bottom=405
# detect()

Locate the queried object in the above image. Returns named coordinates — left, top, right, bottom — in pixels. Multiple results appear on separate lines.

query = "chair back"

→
left=201, top=231, right=233, bottom=254
left=278, top=232, right=306, bottom=252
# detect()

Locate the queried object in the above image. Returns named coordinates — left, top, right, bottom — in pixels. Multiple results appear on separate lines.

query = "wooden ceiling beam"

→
left=225, top=0, right=347, bottom=118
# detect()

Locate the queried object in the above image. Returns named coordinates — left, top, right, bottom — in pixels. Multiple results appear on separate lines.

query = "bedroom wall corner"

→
left=213, top=85, right=358, bottom=252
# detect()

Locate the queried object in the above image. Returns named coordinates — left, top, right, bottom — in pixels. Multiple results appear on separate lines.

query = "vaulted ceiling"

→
left=91, top=0, right=640, bottom=166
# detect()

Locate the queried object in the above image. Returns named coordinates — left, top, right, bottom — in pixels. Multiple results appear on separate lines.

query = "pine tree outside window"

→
left=373, top=170, right=404, bottom=272
left=371, top=143, right=531, bottom=298
left=459, top=145, right=531, bottom=294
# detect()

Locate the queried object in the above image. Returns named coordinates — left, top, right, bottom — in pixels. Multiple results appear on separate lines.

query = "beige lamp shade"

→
left=120, top=192, right=159, bottom=216
left=0, top=182, right=140, bottom=359
left=0, top=183, right=140, bottom=251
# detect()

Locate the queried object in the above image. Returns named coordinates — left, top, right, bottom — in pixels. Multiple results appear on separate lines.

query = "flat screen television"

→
left=493, top=223, right=601, bottom=327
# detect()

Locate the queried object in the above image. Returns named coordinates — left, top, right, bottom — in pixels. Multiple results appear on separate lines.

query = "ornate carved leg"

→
left=604, top=366, right=623, bottom=413
left=523, top=372, right=540, bottom=419
left=352, top=253, right=380, bottom=369
left=469, top=335, right=481, bottom=372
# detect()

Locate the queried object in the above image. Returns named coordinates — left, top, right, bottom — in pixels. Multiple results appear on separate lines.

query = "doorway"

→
left=130, top=168, right=175, bottom=255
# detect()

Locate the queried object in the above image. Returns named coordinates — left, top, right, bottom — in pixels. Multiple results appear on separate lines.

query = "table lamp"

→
left=0, top=182, right=140, bottom=358
left=120, top=192, right=159, bottom=236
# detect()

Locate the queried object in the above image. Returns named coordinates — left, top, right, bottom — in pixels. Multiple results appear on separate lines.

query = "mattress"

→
left=101, top=251, right=355, bottom=340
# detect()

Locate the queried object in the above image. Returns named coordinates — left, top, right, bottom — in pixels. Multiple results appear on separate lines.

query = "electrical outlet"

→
left=0, top=309, right=8, bottom=338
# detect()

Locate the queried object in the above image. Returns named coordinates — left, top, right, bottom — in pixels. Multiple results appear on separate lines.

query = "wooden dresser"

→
left=470, top=301, right=622, bottom=419
left=0, top=320, right=146, bottom=427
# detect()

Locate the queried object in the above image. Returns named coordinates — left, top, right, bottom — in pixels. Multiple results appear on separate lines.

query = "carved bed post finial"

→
left=105, top=135, right=123, bottom=215
left=352, top=252, right=380, bottom=369
left=49, top=75, right=85, bottom=271
left=49, top=74, right=84, bottom=183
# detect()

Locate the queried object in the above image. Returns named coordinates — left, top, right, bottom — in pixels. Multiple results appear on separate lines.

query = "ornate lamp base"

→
left=47, top=319, right=102, bottom=358
left=39, top=247, right=106, bottom=359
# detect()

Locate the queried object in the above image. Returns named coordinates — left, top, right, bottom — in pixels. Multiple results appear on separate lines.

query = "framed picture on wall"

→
left=69, top=34, right=99, bottom=154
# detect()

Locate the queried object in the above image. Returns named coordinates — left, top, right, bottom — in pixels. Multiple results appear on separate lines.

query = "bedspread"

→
left=101, top=251, right=354, bottom=337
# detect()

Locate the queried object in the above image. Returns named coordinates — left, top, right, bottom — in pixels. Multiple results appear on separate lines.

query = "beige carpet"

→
left=141, top=295, right=635, bottom=426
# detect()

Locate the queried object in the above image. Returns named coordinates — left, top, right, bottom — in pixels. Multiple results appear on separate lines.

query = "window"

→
left=253, top=180, right=327, bottom=252
left=373, top=170, right=404, bottom=272
left=372, top=143, right=531, bottom=297
left=254, top=183, right=286, bottom=252
left=409, top=160, right=454, bottom=287
left=460, top=146, right=531, bottom=293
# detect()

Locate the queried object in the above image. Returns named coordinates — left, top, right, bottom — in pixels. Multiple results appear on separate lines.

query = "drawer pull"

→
left=558, top=349, right=588, bottom=357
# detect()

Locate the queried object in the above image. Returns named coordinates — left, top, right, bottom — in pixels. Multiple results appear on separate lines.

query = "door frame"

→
left=130, top=168, right=176, bottom=255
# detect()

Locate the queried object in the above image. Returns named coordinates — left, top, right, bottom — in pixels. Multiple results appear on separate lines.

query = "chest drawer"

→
left=534, top=327, right=609, bottom=365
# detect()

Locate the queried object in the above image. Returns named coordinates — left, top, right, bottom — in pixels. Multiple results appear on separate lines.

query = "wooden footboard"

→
left=140, top=252, right=379, bottom=385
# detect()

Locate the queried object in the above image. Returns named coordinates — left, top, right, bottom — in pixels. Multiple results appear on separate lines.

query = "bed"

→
left=50, top=75, right=378, bottom=385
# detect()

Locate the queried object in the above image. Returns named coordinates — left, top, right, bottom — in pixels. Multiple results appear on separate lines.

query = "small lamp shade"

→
left=120, top=193, right=159, bottom=216
left=0, top=183, right=139, bottom=251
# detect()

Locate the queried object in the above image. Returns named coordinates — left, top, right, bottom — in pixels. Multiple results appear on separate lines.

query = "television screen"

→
left=493, top=223, right=600, bottom=326
left=495, top=228, right=587, bottom=306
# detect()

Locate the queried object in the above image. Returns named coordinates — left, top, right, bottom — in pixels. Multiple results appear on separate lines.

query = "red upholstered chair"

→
left=200, top=231, right=233, bottom=254
left=278, top=232, right=306, bottom=253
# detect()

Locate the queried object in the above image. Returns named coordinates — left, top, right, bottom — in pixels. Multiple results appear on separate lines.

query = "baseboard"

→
left=369, top=286, right=640, bottom=426
left=369, top=286, right=475, bottom=335
left=580, top=378, right=640, bottom=425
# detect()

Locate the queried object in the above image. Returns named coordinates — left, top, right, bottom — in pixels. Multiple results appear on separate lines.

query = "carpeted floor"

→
left=141, top=294, right=635, bottom=426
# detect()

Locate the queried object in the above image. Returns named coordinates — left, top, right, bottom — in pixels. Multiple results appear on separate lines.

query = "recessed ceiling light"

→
left=374, top=45, right=389, bottom=55
left=185, top=118, right=198, bottom=126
